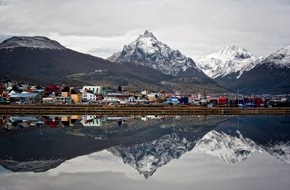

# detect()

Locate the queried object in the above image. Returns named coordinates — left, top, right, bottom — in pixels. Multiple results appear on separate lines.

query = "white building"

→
left=82, top=92, right=97, bottom=102
left=82, top=86, right=102, bottom=94
left=81, top=115, right=101, bottom=127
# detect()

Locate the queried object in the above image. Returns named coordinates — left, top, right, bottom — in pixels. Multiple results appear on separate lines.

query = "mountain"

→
left=0, top=36, right=65, bottom=50
left=0, top=35, right=227, bottom=94
left=215, top=46, right=290, bottom=94
left=195, top=130, right=262, bottom=164
left=108, top=30, right=207, bottom=78
left=0, top=36, right=174, bottom=91
left=196, top=45, right=258, bottom=79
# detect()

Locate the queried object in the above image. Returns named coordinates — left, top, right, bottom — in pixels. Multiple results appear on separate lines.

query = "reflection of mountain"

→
left=195, top=130, right=262, bottom=164
left=107, top=115, right=230, bottom=179
left=214, top=115, right=290, bottom=164
left=1, top=115, right=289, bottom=175
left=0, top=115, right=229, bottom=173
left=263, top=142, right=290, bottom=164
left=0, top=159, right=64, bottom=173
left=109, top=132, right=197, bottom=179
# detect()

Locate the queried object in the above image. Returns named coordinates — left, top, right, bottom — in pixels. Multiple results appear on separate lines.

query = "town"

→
left=0, top=80, right=289, bottom=107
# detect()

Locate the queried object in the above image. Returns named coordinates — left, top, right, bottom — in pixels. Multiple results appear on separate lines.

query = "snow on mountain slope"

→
left=194, top=130, right=262, bottom=164
left=0, top=36, right=65, bottom=50
left=263, top=142, right=290, bottom=164
left=196, top=45, right=259, bottom=79
left=108, top=30, right=202, bottom=76
left=258, top=45, right=290, bottom=68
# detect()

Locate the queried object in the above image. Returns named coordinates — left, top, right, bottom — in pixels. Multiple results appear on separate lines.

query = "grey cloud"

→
left=0, top=0, right=289, bottom=58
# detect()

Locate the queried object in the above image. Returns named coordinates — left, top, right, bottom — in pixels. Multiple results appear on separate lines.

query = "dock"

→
left=1, top=105, right=290, bottom=115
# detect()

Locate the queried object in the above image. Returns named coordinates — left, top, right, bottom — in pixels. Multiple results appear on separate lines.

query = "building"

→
left=82, top=92, right=97, bottom=102
left=9, top=91, right=41, bottom=104
left=71, top=89, right=81, bottom=104
left=82, top=86, right=103, bottom=94
left=61, top=87, right=81, bottom=104
left=81, top=115, right=101, bottom=127
left=61, top=87, right=71, bottom=97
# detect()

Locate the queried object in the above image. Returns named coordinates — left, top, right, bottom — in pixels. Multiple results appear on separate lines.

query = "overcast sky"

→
left=0, top=0, right=290, bottom=59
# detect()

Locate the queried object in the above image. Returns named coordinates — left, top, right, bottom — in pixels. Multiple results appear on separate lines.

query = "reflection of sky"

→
left=1, top=149, right=290, bottom=190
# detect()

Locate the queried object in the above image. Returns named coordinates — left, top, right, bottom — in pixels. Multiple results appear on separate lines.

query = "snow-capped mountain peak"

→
left=138, top=29, right=157, bottom=40
left=0, top=36, right=66, bottom=50
left=218, top=45, right=252, bottom=60
left=107, top=30, right=202, bottom=76
left=196, top=45, right=258, bottom=79
left=260, top=45, right=290, bottom=68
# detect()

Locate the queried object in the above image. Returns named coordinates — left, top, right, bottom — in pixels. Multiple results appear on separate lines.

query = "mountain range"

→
left=196, top=45, right=290, bottom=94
left=0, top=31, right=289, bottom=94
left=0, top=34, right=226, bottom=94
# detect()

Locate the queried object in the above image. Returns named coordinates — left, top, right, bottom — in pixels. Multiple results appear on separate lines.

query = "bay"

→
left=0, top=115, right=290, bottom=190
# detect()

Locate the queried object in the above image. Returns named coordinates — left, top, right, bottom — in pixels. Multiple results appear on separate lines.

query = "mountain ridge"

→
left=214, top=45, right=290, bottom=93
left=0, top=35, right=227, bottom=94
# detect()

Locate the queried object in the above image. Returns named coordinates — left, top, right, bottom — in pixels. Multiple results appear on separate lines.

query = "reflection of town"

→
left=0, top=115, right=168, bottom=133
left=0, top=115, right=290, bottom=179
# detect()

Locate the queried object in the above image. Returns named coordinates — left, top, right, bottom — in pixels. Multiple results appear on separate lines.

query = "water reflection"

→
left=0, top=115, right=290, bottom=181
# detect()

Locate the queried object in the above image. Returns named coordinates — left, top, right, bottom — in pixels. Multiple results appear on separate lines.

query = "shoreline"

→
left=1, top=105, right=290, bottom=115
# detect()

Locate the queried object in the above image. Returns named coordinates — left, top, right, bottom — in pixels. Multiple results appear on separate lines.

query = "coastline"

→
left=1, top=105, right=290, bottom=115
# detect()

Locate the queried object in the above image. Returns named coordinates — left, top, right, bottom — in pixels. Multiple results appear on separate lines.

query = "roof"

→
left=10, top=92, right=39, bottom=98
left=61, top=87, right=70, bottom=92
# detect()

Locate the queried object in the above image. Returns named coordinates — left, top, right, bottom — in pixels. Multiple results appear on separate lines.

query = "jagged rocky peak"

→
left=196, top=45, right=258, bottom=79
left=107, top=30, right=200, bottom=76
left=261, top=45, right=290, bottom=68
left=138, top=29, right=157, bottom=40
left=0, top=36, right=66, bottom=50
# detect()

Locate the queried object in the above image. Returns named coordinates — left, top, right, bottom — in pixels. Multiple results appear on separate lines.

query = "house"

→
left=166, top=97, right=180, bottom=105
left=82, top=86, right=103, bottom=94
left=217, top=96, right=228, bottom=106
left=56, top=96, right=71, bottom=104
left=81, top=115, right=101, bottom=127
left=71, top=89, right=81, bottom=103
left=61, top=87, right=81, bottom=103
left=61, top=87, right=71, bottom=97
left=61, top=115, right=80, bottom=127
left=9, top=91, right=41, bottom=104
left=43, top=84, right=61, bottom=97
left=82, top=92, right=97, bottom=102
left=147, top=93, right=159, bottom=102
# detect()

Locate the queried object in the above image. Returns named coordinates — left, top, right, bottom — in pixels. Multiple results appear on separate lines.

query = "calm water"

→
left=1, top=115, right=290, bottom=190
